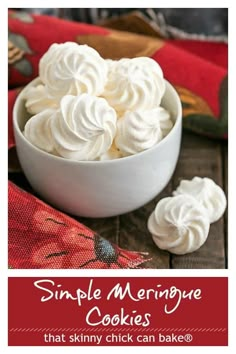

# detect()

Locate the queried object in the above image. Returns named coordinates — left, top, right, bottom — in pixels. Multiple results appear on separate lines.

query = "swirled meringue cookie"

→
left=39, top=42, right=108, bottom=99
left=98, top=143, right=122, bottom=161
left=24, top=109, right=55, bottom=153
left=147, top=195, right=210, bottom=255
left=105, top=59, right=117, bottom=71
left=24, top=84, right=59, bottom=115
left=173, top=177, right=227, bottom=223
left=115, top=107, right=173, bottom=156
left=102, top=57, right=166, bottom=114
left=50, top=94, right=117, bottom=161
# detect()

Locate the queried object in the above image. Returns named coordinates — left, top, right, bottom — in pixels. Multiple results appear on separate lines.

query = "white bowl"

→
left=13, top=77, right=182, bottom=218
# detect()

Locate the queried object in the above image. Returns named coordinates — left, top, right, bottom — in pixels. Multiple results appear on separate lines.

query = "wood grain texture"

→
left=118, top=182, right=172, bottom=269
left=171, top=132, right=226, bottom=269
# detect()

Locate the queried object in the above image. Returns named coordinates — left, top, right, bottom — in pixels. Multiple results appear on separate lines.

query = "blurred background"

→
left=12, top=8, right=228, bottom=39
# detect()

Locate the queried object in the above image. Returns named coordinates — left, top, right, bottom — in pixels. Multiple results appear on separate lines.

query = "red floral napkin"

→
left=8, top=182, right=148, bottom=269
left=8, top=10, right=228, bottom=269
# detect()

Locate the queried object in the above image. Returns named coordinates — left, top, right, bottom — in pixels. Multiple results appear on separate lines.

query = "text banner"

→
left=8, top=277, right=228, bottom=346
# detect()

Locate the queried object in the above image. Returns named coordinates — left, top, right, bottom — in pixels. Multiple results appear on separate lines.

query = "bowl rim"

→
left=13, top=77, right=182, bottom=166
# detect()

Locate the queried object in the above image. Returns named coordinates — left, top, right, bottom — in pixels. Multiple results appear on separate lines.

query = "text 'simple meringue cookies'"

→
left=24, top=84, right=58, bottom=115
left=173, top=177, right=227, bottom=223
left=147, top=195, right=210, bottom=255
left=24, top=109, right=56, bottom=153
left=50, top=94, right=117, bottom=161
left=115, top=107, right=173, bottom=156
left=102, top=57, right=166, bottom=114
left=39, top=42, right=108, bottom=99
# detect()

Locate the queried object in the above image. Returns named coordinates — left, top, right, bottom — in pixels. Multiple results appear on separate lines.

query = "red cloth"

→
left=8, top=182, right=148, bottom=269
left=169, top=40, right=228, bottom=69
left=8, top=10, right=108, bottom=88
left=8, top=10, right=228, bottom=143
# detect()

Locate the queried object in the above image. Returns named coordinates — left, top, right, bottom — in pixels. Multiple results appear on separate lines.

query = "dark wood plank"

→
left=223, top=143, right=228, bottom=268
left=170, top=132, right=226, bottom=269
left=181, top=129, right=219, bottom=149
left=118, top=182, right=172, bottom=269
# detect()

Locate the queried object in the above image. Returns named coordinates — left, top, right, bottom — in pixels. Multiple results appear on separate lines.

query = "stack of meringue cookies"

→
left=148, top=177, right=227, bottom=255
left=23, top=42, right=227, bottom=256
left=23, top=42, right=173, bottom=160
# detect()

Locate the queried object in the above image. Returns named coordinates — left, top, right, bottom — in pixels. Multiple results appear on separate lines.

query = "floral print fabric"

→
left=8, top=182, right=148, bottom=269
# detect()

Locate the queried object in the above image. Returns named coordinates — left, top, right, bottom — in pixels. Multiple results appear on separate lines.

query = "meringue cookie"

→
left=39, top=42, right=108, bottom=99
left=147, top=195, right=210, bottom=255
left=24, top=84, right=59, bottom=115
left=98, top=143, right=122, bottom=161
left=173, top=177, right=227, bottom=223
left=102, top=57, right=166, bottom=114
left=115, top=107, right=173, bottom=156
left=50, top=94, right=117, bottom=161
left=24, top=109, right=55, bottom=153
left=105, top=59, right=117, bottom=71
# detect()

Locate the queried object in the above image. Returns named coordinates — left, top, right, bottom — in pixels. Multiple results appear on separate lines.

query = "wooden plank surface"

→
left=8, top=130, right=228, bottom=269
left=118, top=182, right=172, bottom=269
left=170, top=132, right=226, bottom=269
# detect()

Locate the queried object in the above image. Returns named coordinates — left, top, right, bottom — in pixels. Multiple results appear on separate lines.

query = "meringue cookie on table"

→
left=115, top=107, right=173, bottom=156
left=147, top=195, right=210, bottom=255
left=50, top=94, right=117, bottom=161
left=24, top=84, right=59, bottom=115
left=102, top=57, right=166, bottom=114
left=39, top=42, right=108, bottom=99
left=173, top=177, right=227, bottom=223
left=24, top=109, right=56, bottom=153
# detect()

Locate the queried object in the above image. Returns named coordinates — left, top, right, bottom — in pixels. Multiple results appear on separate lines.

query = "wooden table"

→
left=9, top=130, right=228, bottom=269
